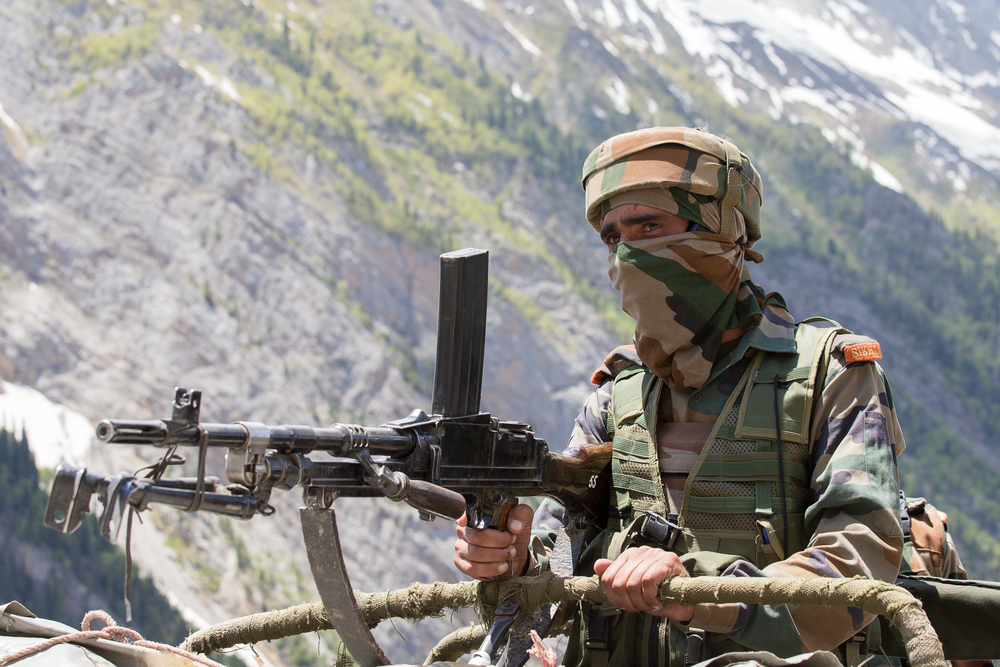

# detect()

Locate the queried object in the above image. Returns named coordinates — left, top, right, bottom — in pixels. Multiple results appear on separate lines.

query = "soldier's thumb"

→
left=508, top=503, right=535, bottom=560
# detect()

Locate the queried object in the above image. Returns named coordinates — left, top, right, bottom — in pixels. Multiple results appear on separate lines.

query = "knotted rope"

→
left=181, top=580, right=482, bottom=654
left=0, top=609, right=226, bottom=667
left=180, top=574, right=945, bottom=667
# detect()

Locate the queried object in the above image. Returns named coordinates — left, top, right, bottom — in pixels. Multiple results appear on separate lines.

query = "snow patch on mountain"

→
left=0, top=100, right=27, bottom=153
left=604, top=75, right=632, bottom=114
left=503, top=21, right=542, bottom=59
left=619, top=0, right=1000, bottom=176
left=0, top=381, right=94, bottom=470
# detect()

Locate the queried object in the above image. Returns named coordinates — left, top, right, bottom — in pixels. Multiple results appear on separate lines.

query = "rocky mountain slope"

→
left=1, top=0, right=999, bottom=664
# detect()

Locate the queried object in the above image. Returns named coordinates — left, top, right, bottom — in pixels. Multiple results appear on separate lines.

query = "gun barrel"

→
left=95, top=419, right=170, bottom=445
left=96, top=419, right=417, bottom=457
left=96, top=419, right=245, bottom=447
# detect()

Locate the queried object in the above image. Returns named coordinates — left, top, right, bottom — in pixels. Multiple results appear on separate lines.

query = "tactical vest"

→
left=605, top=318, right=847, bottom=568
left=579, top=319, right=850, bottom=667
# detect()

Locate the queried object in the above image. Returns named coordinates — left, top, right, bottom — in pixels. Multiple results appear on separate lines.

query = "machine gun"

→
left=43, top=248, right=611, bottom=666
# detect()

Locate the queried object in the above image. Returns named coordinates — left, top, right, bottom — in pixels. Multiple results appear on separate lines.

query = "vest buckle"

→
left=639, top=511, right=681, bottom=550
left=685, top=628, right=708, bottom=666
left=584, top=602, right=618, bottom=650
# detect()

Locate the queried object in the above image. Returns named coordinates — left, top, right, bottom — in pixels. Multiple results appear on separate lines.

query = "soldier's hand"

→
left=454, top=503, right=534, bottom=580
left=594, top=546, right=694, bottom=622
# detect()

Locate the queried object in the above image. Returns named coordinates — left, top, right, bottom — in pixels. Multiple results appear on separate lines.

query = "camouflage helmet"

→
left=581, top=127, right=764, bottom=248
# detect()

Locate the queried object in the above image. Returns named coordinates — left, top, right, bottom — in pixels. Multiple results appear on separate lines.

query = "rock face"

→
left=1, top=0, right=999, bottom=664
left=0, top=1, right=613, bottom=662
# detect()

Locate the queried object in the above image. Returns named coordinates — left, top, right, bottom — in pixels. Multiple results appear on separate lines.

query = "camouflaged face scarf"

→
left=609, top=232, right=750, bottom=391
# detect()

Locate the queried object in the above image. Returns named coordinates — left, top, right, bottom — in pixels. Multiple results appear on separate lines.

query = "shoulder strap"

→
left=734, top=318, right=850, bottom=444
left=680, top=351, right=765, bottom=523
left=607, top=367, right=668, bottom=534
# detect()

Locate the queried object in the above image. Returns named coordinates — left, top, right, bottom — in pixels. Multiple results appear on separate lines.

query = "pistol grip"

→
left=489, top=498, right=519, bottom=581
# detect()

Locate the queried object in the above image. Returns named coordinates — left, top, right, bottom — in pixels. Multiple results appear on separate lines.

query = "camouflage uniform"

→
left=533, top=128, right=906, bottom=667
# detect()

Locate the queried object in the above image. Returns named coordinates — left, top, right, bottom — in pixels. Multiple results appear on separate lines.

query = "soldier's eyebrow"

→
left=620, top=212, right=665, bottom=226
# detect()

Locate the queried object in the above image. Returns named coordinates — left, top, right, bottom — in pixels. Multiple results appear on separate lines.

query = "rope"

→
left=180, top=574, right=945, bottom=667
left=0, top=609, right=226, bottom=667
left=657, top=575, right=944, bottom=667
left=181, top=581, right=481, bottom=654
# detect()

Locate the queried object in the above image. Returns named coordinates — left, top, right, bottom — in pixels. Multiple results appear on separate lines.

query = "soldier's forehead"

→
left=605, top=204, right=670, bottom=222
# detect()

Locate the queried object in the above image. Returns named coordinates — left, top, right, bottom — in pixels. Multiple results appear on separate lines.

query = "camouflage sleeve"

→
left=567, top=378, right=613, bottom=448
left=940, top=532, right=968, bottom=580
left=567, top=345, right=641, bottom=448
left=689, top=344, right=906, bottom=653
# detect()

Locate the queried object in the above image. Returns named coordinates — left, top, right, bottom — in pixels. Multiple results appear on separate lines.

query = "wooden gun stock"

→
left=545, top=442, right=613, bottom=522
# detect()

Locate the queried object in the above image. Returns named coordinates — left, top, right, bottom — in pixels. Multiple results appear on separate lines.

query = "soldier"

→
left=455, top=127, right=908, bottom=666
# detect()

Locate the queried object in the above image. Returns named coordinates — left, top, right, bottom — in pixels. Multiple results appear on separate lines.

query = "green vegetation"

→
left=750, top=123, right=1000, bottom=441
left=276, top=632, right=337, bottom=667
left=71, top=22, right=159, bottom=71
left=897, top=400, right=1000, bottom=580
left=0, top=429, right=190, bottom=643
left=866, top=224, right=1000, bottom=435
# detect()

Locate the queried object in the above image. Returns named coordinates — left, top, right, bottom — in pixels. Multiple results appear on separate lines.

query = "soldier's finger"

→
left=454, top=553, right=510, bottom=579
left=456, top=524, right=517, bottom=548
left=632, top=560, right=666, bottom=611
left=641, top=556, right=693, bottom=621
left=603, top=552, right=645, bottom=612
left=595, top=555, right=622, bottom=591
left=506, top=503, right=535, bottom=534
left=595, top=558, right=620, bottom=607
left=621, top=555, right=661, bottom=612
left=636, top=551, right=685, bottom=609
left=508, top=504, right=535, bottom=576
left=455, top=540, right=517, bottom=565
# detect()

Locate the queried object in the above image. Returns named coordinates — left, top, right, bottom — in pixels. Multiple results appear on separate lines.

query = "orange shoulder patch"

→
left=844, top=341, right=882, bottom=363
